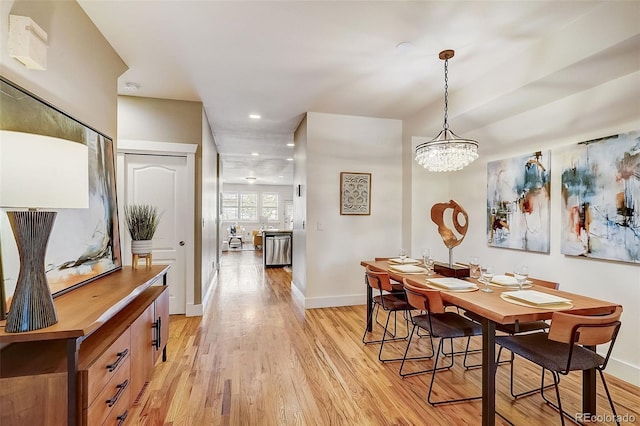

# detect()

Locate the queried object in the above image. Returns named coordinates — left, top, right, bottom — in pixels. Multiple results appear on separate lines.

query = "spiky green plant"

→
left=124, top=204, right=161, bottom=240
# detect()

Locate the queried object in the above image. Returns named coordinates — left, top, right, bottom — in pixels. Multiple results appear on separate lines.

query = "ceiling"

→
left=77, top=1, right=640, bottom=186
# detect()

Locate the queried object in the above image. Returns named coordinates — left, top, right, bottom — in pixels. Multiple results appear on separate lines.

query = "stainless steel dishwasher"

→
left=263, top=231, right=292, bottom=267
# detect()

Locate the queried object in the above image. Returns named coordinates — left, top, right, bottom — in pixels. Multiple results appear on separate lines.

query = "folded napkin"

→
left=426, top=277, right=475, bottom=290
left=388, top=264, right=426, bottom=274
left=491, top=275, right=519, bottom=286
left=387, top=258, right=420, bottom=265
left=502, top=290, right=571, bottom=306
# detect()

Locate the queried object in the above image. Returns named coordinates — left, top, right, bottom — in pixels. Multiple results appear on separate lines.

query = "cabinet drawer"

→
left=101, top=380, right=131, bottom=426
left=86, top=356, right=131, bottom=426
left=85, top=329, right=131, bottom=407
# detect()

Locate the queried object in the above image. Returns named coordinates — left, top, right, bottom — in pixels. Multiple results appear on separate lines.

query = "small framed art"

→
left=340, top=172, right=371, bottom=215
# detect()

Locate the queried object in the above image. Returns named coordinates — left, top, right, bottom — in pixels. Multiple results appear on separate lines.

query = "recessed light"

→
left=251, top=152, right=259, bottom=156
left=249, top=114, right=261, bottom=119
left=124, top=82, right=140, bottom=92
left=395, top=41, right=413, bottom=52
left=278, top=175, right=284, bottom=178
left=286, top=158, right=293, bottom=161
left=287, top=143, right=294, bottom=147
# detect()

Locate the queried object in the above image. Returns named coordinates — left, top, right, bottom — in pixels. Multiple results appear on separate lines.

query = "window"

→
left=221, top=192, right=238, bottom=221
left=240, top=193, right=257, bottom=221
left=261, top=192, right=279, bottom=221
left=284, top=200, right=293, bottom=230
left=222, top=192, right=258, bottom=222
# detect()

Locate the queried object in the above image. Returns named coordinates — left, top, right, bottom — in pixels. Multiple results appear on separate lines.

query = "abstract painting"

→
left=0, top=77, right=122, bottom=300
left=340, top=172, right=371, bottom=215
left=487, top=151, right=551, bottom=252
left=560, top=131, right=640, bottom=263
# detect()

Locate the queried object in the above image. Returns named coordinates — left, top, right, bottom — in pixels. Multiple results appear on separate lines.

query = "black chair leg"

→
left=427, top=339, right=481, bottom=406
left=462, top=336, right=482, bottom=369
left=540, top=371, right=572, bottom=426
left=506, top=353, right=555, bottom=399
left=378, top=310, right=410, bottom=362
left=495, top=344, right=516, bottom=367
left=399, top=325, right=436, bottom=377
left=598, top=370, right=621, bottom=426
left=539, top=369, right=621, bottom=426
left=363, top=307, right=409, bottom=346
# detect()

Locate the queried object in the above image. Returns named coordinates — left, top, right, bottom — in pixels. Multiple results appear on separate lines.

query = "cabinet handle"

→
left=152, top=319, right=159, bottom=349
left=116, top=410, right=129, bottom=426
left=106, top=349, right=129, bottom=372
left=157, top=316, right=162, bottom=349
left=106, top=379, right=129, bottom=407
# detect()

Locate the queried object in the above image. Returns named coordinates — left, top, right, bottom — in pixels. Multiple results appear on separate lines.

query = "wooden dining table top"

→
left=361, top=259, right=621, bottom=324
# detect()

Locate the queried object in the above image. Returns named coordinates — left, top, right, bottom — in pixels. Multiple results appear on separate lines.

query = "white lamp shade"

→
left=0, top=130, right=89, bottom=209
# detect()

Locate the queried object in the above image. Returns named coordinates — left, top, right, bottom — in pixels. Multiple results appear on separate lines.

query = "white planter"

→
left=131, top=239, right=153, bottom=255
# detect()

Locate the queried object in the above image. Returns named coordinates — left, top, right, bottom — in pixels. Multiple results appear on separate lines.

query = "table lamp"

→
left=0, top=130, right=88, bottom=333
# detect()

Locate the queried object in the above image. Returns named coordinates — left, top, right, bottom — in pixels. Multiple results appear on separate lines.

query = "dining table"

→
left=361, top=259, right=621, bottom=426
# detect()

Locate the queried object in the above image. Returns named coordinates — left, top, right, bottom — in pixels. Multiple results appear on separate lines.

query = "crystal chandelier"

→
left=415, top=50, right=479, bottom=172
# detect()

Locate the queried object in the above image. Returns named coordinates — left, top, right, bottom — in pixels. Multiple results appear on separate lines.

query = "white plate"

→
left=387, top=258, right=420, bottom=265
left=502, top=290, right=571, bottom=305
left=388, top=264, right=426, bottom=274
left=426, top=277, right=476, bottom=290
left=491, top=275, right=532, bottom=286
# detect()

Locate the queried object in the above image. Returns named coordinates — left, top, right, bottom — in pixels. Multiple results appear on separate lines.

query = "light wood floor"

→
left=129, top=251, right=639, bottom=425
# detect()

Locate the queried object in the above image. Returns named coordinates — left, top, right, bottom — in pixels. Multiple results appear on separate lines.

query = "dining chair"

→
left=362, top=267, right=412, bottom=362
left=465, top=275, right=560, bottom=397
left=495, top=306, right=623, bottom=426
left=371, top=257, right=406, bottom=323
left=399, top=280, right=482, bottom=405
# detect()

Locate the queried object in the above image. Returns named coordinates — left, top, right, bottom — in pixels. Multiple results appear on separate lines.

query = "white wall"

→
left=297, top=112, right=403, bottom=308
left=410, top=136, right=451, bottom=261
left=0, top=0, right=126, bottom=140
left=407, top=73, right=640, bottom=385
left=292, top=116, right=308, bottom=298
left=449, top=138, right=640, bottom=386
left=201, top=110, right=219, bottom=306
left=0, top=1, right=126, bottom=305
left=117, top=95, right=212, bottom=305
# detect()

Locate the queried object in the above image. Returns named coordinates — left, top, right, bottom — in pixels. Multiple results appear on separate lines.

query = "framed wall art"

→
left=340, top=172, right=371, bottom=215
left=487, top=150, right=551, bottom=253
left=0, top=77, right=122, bottom=301
left=560, top=130, right=640, bottom=263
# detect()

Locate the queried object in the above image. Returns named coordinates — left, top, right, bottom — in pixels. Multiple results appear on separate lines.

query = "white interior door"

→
left=122, top=154, right=187, bottom=314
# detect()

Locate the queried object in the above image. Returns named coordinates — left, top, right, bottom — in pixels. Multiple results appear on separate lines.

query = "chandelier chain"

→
left=414, top=49, right=478, bottom=172
left=443, top=58, right=449, bottom=130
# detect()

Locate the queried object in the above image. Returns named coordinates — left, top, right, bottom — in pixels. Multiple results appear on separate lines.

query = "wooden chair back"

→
left=548, top=306, right=623, bottom=346
left=403, top=280, right=446, bottom=314
left=365, top=267, right=393, bottom=292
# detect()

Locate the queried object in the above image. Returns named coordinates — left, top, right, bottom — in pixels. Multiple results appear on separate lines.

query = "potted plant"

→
left=124, top=204, right=161, bottom=256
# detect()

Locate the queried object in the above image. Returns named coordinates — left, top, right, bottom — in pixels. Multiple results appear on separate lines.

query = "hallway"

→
left=128, top=251, right=639, bottom=425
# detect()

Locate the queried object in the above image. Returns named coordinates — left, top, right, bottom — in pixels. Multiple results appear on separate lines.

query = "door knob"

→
left=179, top=241, right=185, bottom=246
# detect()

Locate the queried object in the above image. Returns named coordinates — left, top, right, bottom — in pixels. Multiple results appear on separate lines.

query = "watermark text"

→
left=575, top=413, right=636, bottom=423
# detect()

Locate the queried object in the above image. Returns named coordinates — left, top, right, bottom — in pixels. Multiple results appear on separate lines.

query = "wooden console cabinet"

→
left=0, top=266, right=170, bottom=426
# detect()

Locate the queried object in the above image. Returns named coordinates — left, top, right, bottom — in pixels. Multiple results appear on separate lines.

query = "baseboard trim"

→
left=303, top=293, right=366, bottom=309
left=202, top=270, right=217, bottom=312
left=186, top=303, right=202, bottom=317
left=186, top=269, right=218, bottom=317
left=606, top=357, right=640, bottom=387
left=289, top=280, right=366, bottom=309
left=290, top=280, right=305, bottom=310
